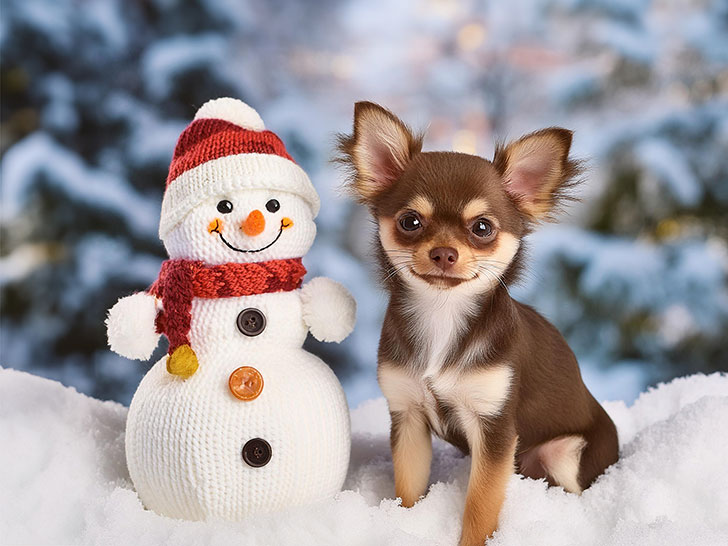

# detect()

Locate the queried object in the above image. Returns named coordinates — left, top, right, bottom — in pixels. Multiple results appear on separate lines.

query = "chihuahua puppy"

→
left=338, top=102, right=619, bottom=546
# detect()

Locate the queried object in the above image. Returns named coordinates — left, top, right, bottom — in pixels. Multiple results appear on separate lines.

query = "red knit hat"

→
left=159, top=98, right=320, bottom=239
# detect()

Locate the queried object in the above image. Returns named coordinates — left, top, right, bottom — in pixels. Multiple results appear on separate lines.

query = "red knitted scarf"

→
left=148, top=258, right=306, bottom=354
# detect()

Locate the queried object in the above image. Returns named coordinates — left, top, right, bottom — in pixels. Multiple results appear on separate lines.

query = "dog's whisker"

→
left=383, top=262, right=414, bottom=282
left=386, top=258, right=415, bottom=268
left=383, top=248, right=415, bottom=254
left=383, top=265, right=412, bottom=279
left=477, top=265, right=512, bottom=297
left=475, top=259, right=512, bottom=267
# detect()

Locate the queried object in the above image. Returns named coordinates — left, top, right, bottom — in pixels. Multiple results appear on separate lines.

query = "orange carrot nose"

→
left=242, top=209, right=265, bottom=236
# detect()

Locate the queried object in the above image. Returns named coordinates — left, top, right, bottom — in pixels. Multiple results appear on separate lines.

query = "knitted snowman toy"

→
left=106, top=98, right=355, bottom=521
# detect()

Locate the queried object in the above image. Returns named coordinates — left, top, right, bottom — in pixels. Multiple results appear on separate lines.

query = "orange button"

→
left=228, top=366, right=264, bottom=401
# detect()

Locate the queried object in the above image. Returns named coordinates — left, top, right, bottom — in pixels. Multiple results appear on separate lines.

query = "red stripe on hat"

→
left=166, top=118, right=295, bottom=186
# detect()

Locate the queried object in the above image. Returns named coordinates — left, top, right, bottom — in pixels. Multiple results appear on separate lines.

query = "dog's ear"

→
left=336, top=102, right=422, bottom=203
left=493, top=128, right=581, bottom=221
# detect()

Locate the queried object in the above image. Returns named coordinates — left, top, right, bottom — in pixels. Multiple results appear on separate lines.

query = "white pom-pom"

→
left=194, top=97, right=265, bottom=131
left=301, top=277, right=356, bottom=343
left=106, top=292, right=161, bottom=360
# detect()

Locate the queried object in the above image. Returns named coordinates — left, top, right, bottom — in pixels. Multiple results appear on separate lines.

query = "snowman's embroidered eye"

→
left=217, top=200, right=233, bottom=214
left=265, top=199, right=280, bottom=213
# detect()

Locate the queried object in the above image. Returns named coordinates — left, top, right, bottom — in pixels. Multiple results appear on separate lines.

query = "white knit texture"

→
left=119, top=174, right=357, bottom=521
left=159, top=153, right=321, bottom=239
left=194, top=97, right=266, bottom=131
left=125, top=292, right=351, bottom=520
left=106, top=293, right=160, bottom=360
left=163, top=189, right=317, bottom=265
left=301, top=277, right=357, bottom=343
left=116, top=102, right=355, bottom=521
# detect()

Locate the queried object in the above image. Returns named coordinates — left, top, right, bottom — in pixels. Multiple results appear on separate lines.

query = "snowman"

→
left=106, top=98, right=355, bottom=521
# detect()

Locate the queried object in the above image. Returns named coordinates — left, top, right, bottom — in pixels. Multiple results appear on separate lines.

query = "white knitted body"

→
left=113, top=98, right=355, bottom=521
left=125, top=291, right=350, bottom=520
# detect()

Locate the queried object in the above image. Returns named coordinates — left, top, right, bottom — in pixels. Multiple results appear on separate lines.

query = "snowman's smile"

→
left=210, top=219, right=290, bottom=253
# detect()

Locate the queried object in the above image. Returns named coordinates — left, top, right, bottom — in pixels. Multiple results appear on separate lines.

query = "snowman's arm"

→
left=300, top=277, right=356, bottom=343
left=106, top=292, right=161, bottom=360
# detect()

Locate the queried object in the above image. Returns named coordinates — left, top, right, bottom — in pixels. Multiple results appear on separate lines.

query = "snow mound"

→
left=1, top=368, right=727, bottom=546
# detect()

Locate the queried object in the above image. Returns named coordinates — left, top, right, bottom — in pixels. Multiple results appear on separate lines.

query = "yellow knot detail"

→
left=166, top=345, right=199, bottom=379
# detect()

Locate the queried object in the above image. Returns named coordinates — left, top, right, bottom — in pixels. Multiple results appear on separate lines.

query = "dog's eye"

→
left=265, top=199, right=280, bottom=213
left=399, top=213, right=422, bottom=232
left=217, top=200, right=233, bottom=214
left=472, top=218, right=493, bottom=238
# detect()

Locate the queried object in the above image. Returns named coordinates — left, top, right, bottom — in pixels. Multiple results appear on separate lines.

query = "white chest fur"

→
left=380, top=285, right=512, bottom=440
left=403, top=284, right=479, bottom=376
left=379, top=361, right=513, bottom=440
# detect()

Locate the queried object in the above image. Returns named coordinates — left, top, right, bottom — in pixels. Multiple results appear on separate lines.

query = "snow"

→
left=2, top=368, right=727, bottom=546
left=512, top=225, right=728, bottom=379
left=0, top=133, right=159, bottom=238
left=593, top=19, right=655, bottom=64
left=39, top=73, right=78, bottom=132
left=635, top=138, right=701, bottom=206
left=141, top=34, right=230, bottom=100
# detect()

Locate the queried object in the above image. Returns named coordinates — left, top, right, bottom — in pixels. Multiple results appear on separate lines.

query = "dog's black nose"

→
left=430, top=247, right=458, bottom=270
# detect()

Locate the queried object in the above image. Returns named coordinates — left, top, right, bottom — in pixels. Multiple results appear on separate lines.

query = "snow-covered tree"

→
left=0, top=0, right=341, bottom=402
left=2, top=0, right=726, bottom=405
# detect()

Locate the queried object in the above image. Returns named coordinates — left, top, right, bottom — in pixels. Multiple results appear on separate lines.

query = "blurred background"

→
left=1, top=0, right=726, bottom=407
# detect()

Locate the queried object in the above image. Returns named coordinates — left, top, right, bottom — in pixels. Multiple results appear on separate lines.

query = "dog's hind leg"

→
left=518, top=407, right=619, bottom=493
left=576, top=404, right=619, bottom=490
left=528, top=434, right=587, bottom=493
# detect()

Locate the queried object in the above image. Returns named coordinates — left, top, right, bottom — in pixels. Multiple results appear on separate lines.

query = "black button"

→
left=242, top=438, right=272, bottom=467
left=237, top=308, right=266, bottom=337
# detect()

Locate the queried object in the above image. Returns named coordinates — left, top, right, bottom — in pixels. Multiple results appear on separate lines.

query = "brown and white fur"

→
left=337, top=102, right=619, bottom=546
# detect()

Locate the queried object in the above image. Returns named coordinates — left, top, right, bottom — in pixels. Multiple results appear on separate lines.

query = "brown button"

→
left=237, top=308, right=266, bottom=337
left=228, top=366, right=264, bottom=401
left=242, top=438, right=272, bottom=467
